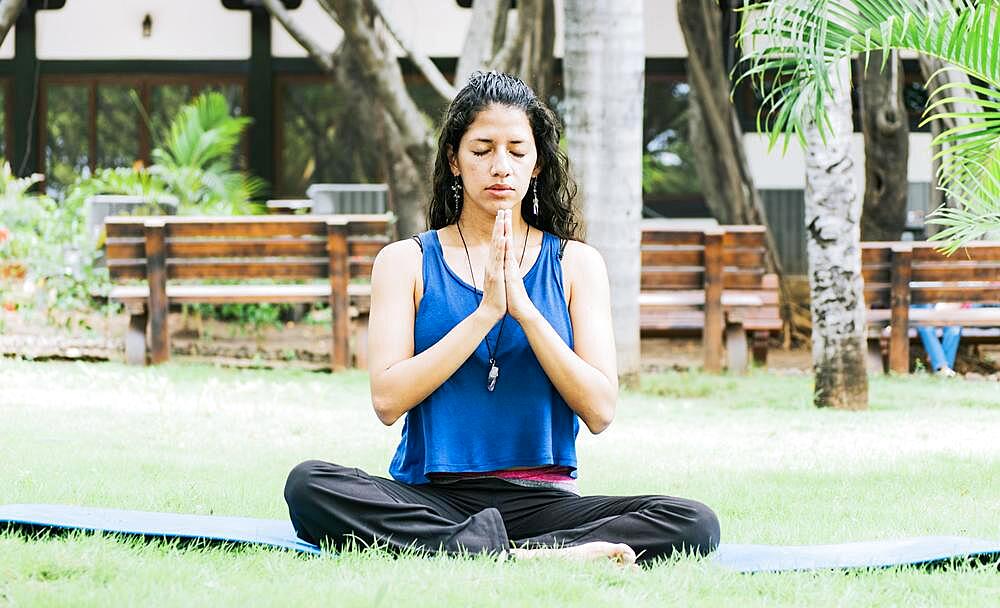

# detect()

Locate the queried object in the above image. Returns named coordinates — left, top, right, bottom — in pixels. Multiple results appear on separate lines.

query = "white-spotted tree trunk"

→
left=804, top=59, right=869, bottom=409
left=564, top=0, right=644, bottom=388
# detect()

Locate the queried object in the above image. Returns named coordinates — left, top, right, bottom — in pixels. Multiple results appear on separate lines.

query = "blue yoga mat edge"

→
left=2, top=504, right=998, bottom=573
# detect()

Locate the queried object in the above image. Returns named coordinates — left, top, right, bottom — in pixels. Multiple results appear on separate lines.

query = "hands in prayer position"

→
left=477, top=209, right=539, bottom=325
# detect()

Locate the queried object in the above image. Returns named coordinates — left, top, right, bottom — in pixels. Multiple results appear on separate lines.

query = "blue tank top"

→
left=388, top=228, right=579, bottom=485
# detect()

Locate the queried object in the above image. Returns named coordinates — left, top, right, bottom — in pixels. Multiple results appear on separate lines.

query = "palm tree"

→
left=564, top=0, right=645, bottom=388
left=738, top=0, right=1000, bottom=251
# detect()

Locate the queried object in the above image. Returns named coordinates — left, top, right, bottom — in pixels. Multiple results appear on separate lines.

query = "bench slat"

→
left=866, top=307, right=1000, bottom=326
left=641, top=231, right=703, bottom=245
left=910, top=262, right=1000, bottom=282
left=106, top=238, right=146, bottom=260
left=167, top=221, right=328, bottom=239
left=639, top=291, right=772, bottom=307
left=641, top=269, right=767, bottom=290
left=166, top=259, right=330, bottom=280
left=911, top=244, right=1000, bottom=261
left=110, top=283, right=371, bottom=304
left=166, top=239, right=328, bottom=259
left=641, top=248, right=767, bottom=269
left=910, top=285, right=1000, bottom=303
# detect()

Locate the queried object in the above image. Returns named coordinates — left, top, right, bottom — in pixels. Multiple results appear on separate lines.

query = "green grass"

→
left=1, top=360, right=998, bottom=607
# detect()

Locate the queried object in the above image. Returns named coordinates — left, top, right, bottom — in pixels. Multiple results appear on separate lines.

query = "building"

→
left=1, top=0, right=936, bottom=274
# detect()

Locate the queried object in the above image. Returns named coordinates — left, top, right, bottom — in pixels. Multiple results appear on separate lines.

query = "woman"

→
left=284, top=71, right=720, bottom=567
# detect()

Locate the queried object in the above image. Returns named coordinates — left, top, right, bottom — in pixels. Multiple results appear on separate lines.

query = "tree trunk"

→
left=564, top=0, right=644, bottom=389
left=857, top=50, right=909, bottom=241
left=454, top=0, right=505, bottom=87
left=517, top=0, right=556, bottom=102
left=677, top=0, right=782, bottom=277
left=0, top=0, right=24, bottom=46
left=803, top=59, right=869, bottom=410
left=267, top=0, right=553, bottom=240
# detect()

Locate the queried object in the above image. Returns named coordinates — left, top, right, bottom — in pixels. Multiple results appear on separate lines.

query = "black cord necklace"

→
left=456, top=220, right=530, bottom=392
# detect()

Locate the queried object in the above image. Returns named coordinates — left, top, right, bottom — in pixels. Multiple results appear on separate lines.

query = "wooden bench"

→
left=104, top=214, right=393, bottom=370
left=265, top=199, right=312, bottom=214
left=640, top=223, right=782, bottom=372
left=862, top=241, right=1000, bottom=373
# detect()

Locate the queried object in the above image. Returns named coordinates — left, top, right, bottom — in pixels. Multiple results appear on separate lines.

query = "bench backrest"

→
left=104, top=214, right=392, bottom=284
left=641, top=223, right=776, bottom=298
left=862, top=241, right=1000, bottom=307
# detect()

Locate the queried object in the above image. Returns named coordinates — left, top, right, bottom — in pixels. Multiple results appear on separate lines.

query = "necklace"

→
left=456, top=220, right=530, bottom=392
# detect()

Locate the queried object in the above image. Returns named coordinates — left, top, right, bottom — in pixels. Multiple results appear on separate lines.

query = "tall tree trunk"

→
left=677, top=0, right=783, bottom=277
left=454, top=0, right=505, bottom=87
left=858, top=50, right=909, bottom=241
left=803, top=59, right=869, bottom=410
left=564, top=0, right=644, bottom=389
left=517, top=0, right=556, bottom=102
left=0, top=0, right=25, bottom=46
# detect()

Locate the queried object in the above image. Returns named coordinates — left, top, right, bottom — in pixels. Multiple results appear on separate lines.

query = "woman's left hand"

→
left=503, top=209, right=540, bottom=323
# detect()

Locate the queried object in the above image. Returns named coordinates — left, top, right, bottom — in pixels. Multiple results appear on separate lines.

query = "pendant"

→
left=487, top=359, right=500, bottom=392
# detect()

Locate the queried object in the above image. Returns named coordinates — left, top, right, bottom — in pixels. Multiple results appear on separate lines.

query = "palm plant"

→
left=738, top=0, right=1000, bottom=251
left=150, top=92, right=265, bottom=214
left=68, top=91, right=265, bottom=216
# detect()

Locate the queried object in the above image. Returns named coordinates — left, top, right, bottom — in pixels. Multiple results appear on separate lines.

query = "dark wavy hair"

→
left=428, top=71, right=580, bottom=240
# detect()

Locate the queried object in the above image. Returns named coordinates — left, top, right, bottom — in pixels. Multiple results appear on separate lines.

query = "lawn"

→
left=1, top=359, right=999, bottom=606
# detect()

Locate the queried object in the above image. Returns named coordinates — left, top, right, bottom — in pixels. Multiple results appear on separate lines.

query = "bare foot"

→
left=508, top=541, right=639, bottom=568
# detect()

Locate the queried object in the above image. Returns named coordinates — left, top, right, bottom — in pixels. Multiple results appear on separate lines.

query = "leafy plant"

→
left=151, top=92, right=265, bottom=215
left=0, top=161, right=108, bottom=320
left=69, top=91, right=265, bottom=216
left=737, top=0, right=1000, bottom=251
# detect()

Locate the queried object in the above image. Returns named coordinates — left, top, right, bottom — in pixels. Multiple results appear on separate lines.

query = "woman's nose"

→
left=491, top=153, right=512, bottom=176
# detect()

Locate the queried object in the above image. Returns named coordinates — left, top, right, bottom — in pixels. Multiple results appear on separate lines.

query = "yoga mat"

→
left=3, top=504, right=999, bottom=573
left=0, top=503, right=320, bottom=555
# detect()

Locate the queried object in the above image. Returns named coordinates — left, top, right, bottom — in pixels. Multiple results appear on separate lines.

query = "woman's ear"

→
left=532, top=163, right=542, bottom=178
left=447, top=145, right=460, bottom=176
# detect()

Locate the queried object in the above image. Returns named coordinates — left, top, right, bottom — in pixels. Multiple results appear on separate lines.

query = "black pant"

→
left=284, top=460, right=720, bottom=564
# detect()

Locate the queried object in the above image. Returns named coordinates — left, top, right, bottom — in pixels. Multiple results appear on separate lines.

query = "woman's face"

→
left=449, top=103, right=540, bottom=215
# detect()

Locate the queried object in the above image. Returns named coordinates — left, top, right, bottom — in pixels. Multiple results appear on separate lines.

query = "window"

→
left=43, top=83, right=90, bottom=196
left=643, top=75, right=703, bottom=217
left=40, top=75, right=247, bottom=196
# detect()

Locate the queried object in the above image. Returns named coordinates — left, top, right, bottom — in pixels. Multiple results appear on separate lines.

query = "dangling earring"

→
left=451, top=176, right=462, bottom=217
left=532, top=178, right=539, bottom=216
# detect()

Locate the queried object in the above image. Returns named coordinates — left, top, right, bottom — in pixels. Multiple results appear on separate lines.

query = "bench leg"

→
left=125, top=305, right=148, bottom=366
left=866, top=337, right=885, bottom=374
left=879, top=329, right=891, bottom=375
left=751, top=331, right=769, bottom=367
left=725, top=322, right=749, bottom=374
left=351, top=314, right=369, bottom=370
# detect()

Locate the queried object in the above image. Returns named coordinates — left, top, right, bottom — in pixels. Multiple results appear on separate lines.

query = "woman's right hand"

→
left=477, top=210, right=508, bottom=323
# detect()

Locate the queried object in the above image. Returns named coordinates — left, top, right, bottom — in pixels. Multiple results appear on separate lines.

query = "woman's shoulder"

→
left=559, top=239, right=605, bottom=270
left=372, top=235, right=424, bottom=282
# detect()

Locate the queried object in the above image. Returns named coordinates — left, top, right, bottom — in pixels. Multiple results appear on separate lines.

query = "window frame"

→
left=37, top=73, right=248, bottom=187
left=0, top=78, right=11, bottom=161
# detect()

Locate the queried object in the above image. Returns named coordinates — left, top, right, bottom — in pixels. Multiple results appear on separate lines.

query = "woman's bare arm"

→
left=366, top=239, right=500, bottom=425
left=517, top=241, right=619, bottom=433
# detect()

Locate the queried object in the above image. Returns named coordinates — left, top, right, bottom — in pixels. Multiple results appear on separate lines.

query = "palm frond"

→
left=738, top=0, right=1000, bottom=249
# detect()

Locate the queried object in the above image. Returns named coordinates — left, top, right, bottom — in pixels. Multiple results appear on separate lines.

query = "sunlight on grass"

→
left=1, top=359, right=998, bottom=606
